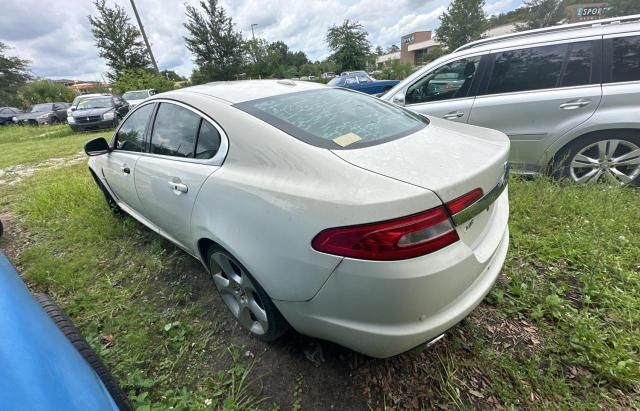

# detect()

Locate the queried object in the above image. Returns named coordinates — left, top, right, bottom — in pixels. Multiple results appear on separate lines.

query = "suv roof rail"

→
left=454, top=14, right=640, bottom=53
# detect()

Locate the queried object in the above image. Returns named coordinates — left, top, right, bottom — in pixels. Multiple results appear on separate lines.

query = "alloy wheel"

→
left=569, top=139, right=640, bottom=186
left=210, top=252, right=269, bottom=335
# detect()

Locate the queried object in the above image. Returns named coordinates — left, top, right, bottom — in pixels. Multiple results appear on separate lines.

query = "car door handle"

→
left=120, top=164, right=130, bottom=174
left=443, top=111, right=465, bottom=120
left=559, top=99, right=591, bottom=110
left=168, top=180, right=188, bottom=194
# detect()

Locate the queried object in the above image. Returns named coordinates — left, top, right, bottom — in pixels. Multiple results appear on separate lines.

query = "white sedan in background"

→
left=121, top=89, right=156, bottom=108
left=83, top=80, right=510, bottom=358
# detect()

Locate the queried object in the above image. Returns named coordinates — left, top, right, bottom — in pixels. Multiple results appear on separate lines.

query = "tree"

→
left=0, top=42, right=31, bottom=107
left=18, top=80, right=77, bottom=107
left=435, top=0, right=487, bottom=51
left=375, top=46, right=384, bottom=56
left=112, top=69, right=175, bottom=94
left=517, top=0, right=563, bottom=31
left=607, top=0, right=640, bottom=16
left=184, top=0, right=245, bottom=82
left=160, top=70, right=186, bottom=81
left=326, top=20, right=371, bottom=73
left=88, top=0, right=151, bottom=80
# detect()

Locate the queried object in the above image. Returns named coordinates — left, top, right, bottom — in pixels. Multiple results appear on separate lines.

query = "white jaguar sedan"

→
left=84, top=80, right=510, bottom=358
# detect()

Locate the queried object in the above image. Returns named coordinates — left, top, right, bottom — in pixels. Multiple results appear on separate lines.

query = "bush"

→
left=112, top=69, right=176, bottom=95
left=18, top=80, right=78, bottom=108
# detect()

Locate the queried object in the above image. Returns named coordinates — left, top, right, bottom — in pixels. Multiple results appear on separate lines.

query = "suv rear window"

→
left=236, top=89, right=428, bottom=149
left=611, top=35, right=640, bottom=83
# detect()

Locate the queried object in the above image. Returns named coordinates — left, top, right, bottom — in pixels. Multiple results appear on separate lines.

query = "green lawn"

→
left=0, top=128, right=638, bottom=409
left=0, top=124, right=110, bottom=169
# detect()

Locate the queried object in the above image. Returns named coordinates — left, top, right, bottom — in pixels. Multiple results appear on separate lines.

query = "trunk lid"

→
left=332, top=117, right=510, bottom=254
left=332, top=117, right=510, bottom=203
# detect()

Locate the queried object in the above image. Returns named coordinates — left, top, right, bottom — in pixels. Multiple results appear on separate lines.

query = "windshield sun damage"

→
left=236, top=88, right=428, bottom=149
left=76, top=97, right=113, bottom=110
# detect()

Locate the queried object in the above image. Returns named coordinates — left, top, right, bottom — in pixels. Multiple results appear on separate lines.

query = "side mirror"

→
left=84, top=137, right=110, bottom=156
left=391, top=92, right=406, bottom=106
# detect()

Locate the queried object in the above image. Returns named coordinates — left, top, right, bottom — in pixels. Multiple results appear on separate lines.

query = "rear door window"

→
left=195, top=121, right=221, bottom=159
left=236, top=88, right=428, bottom=149
left=115, top=103, right=154, bottom=152
left=487, top=41, right=594, bottom=94
left=149, top=103, right=201, bottom=158
left=610, top=35, right=640, bottom=83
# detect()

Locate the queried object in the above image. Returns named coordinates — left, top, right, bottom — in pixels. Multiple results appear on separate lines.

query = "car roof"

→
left=169, top=80, right=327, bottom=104
left=455, top=14, right=640, bottom=55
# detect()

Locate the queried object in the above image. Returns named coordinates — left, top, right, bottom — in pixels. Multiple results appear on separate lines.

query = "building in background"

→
left=376, top=31, right=441, bottom=68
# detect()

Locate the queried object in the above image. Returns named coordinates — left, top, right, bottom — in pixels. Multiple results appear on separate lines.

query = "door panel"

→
left=469, top=86, right=602, bottom=165
left=135, top=157, right=217, bottom=248
left=406, top=97, right=475, bottom=123
left=102, top=152, right=145, bottom=212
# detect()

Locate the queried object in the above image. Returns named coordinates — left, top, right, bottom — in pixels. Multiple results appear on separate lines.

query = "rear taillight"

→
left=445, top=188, right=483, bottom=216
left=311, top=207, right=459, bottom=261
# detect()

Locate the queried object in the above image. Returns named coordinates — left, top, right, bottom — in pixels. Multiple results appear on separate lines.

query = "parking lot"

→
left=0, top=124, right=638, bottom=409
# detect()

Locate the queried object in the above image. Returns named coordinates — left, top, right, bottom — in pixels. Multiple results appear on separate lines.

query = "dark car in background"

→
left=14, top=103, right=69, bottom=126
left=0, top=107, right=22, bottom=125
left=328, top=71, right=400, bottom=95
left=69, top=95, right=129, bottom=132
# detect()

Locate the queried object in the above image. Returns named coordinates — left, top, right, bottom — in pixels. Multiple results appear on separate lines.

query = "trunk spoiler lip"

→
left=450, top=162, right=510, bottom=226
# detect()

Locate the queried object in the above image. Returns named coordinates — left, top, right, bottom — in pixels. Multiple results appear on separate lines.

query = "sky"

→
left=0, top=0, right=522, bottom=81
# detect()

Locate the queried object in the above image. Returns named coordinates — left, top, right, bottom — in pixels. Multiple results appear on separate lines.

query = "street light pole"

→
left=129, top=0, right=159, bottom=73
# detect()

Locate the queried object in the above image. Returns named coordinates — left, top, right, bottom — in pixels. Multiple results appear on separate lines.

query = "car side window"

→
left=0, top=109, right=7, bottom=114
left=149, top=103, right=201, bottom=158
left=345, top=77, right=357, bottom=85
left=115, top=103, right=154, bottom=152
left=406, top=56, right=481, bottom=105
left=487, top=41, right=594, bottom=95
left=195, top=120, right=221, bottom=159
left=356, top=74, right=370, bottom=83
left=610, top=35, right=640, bottom=83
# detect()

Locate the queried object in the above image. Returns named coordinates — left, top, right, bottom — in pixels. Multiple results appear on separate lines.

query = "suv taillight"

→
left=311, top=207, right=459, bottom=261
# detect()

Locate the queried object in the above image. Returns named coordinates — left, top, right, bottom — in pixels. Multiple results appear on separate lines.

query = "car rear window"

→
left=235, top=89, right=428, bottom=149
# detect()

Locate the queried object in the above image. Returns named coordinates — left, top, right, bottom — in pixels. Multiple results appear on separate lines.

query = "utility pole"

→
left=129, top=0, right=159, bottom=73
left=250, top=23, right=258, bottom=41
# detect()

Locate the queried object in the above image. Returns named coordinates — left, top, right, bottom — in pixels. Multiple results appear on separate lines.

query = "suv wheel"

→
left=554, top=131, right=640, bottom=187
left=207, top=246, right=289, bottom=341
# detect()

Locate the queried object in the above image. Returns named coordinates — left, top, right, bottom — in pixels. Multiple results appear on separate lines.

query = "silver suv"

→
left=382, top=15, right=640, bottom=186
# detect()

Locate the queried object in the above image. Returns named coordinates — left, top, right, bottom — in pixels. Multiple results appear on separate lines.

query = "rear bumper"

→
left=275, top=190, right=509, bottom=358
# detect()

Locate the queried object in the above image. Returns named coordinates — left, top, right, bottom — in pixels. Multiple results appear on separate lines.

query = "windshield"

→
left=29, top=104, right=52, bottom=113
left=123, top=91, right=149, bottom=101
left=327, top=77, right=344, bottom=86
left=76, top=97, right=113, bottom=110
left=236, top=88, right=428, bottom=149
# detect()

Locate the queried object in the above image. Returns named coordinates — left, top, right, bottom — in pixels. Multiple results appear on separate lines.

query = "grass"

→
left=0, top=124, right=109, bottom=169
left=0, top=128, right=638, bottom=409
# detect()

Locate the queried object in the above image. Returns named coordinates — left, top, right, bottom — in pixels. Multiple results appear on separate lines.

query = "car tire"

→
left=552, top=131, right=640, bottom=187
left=0, top=219, right=3, bottom=238
left=89, top=170, right=123, bottom=214
left=50, top=117, right=60, bottom=125
left=34, top=294, right=132, bottom=411
left=207, top=246, right=289, bottom=342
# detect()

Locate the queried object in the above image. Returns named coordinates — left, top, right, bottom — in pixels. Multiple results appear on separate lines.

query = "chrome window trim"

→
left=473, top=83, right=600, bottom=100
left=112, top=98, right=229, bottom=167
left=603, top=30, right=640, bottom=39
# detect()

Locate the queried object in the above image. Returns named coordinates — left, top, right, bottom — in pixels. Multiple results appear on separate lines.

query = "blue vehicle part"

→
left=0, top=251, right=119, bottom=410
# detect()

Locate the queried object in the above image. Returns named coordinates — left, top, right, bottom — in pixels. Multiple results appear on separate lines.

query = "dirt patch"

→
left=150, top=238, right=370, bottom=410
left=0, top=213, right=28, bottom=262
left=0, top=152, right=85, bottom=185
left=471, top=305, right=541, bottom=359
